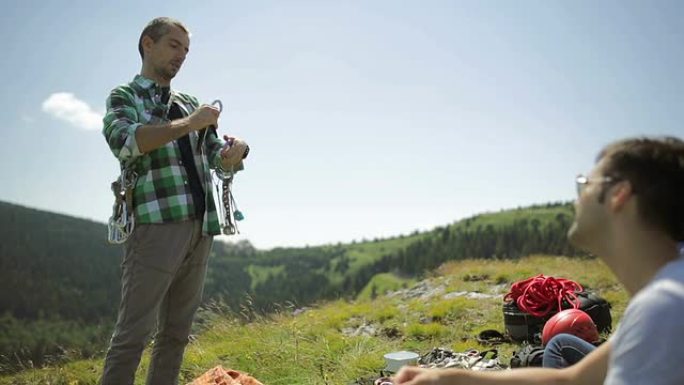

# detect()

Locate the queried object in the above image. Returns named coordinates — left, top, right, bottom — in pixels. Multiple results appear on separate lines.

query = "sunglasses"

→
left=575, top=174, right=620, bottom=197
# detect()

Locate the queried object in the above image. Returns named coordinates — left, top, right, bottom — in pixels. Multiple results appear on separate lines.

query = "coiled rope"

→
left=504, top=275, right=583, bottom=317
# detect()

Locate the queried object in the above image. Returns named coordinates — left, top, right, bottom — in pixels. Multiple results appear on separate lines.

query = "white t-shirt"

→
left=604, top=257, right=684, bottom=385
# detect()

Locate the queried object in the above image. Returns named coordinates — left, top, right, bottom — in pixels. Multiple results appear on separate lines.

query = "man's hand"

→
left=220, top=135, right=248, bottom=170
left=393, top=367, right=444, bottom=385
left=188, top=104, right=221, bottom=132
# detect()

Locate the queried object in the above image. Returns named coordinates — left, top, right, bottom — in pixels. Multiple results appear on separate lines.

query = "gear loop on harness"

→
left=107, top=164, right=138, bottom=244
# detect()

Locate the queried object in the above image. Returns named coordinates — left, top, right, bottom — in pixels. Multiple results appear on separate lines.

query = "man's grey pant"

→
left=101, top=220, right=212, bottom=385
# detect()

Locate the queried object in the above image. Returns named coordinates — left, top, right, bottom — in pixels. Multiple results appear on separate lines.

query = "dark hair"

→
left=598, top=136, right=684, bottom=241
left=138, top=17, right=189, bottom=60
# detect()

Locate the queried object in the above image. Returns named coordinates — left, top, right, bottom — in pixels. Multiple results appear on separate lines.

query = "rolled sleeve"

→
left=206, top=132, right=225, bottom=170
left=102, top=88, right=143, bottom=164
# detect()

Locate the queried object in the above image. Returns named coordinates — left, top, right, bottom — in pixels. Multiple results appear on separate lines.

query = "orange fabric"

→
left=187, top=366, right=264, bottom=385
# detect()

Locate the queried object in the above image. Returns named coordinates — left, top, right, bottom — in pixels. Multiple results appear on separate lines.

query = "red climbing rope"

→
left=504, top=275, right=583, bottom=317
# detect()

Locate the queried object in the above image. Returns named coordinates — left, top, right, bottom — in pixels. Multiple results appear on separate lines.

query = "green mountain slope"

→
left=0, top=200, right=580, bottom=373
left=1, top=255, right=628, bottom=385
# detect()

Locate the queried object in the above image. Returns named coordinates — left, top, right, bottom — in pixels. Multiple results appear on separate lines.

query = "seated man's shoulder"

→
left=615, top=260, right=684, bottom=346
left=643, top=259, right=684, bottom=303
left=606, top=262, right=684, bottom=384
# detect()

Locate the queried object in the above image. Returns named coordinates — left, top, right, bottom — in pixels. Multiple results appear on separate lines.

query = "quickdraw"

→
left=204, top=99, right=244, bottom=236
left=107, top=166, right=137, bottom=244
left=214, top=166, right=243, bottom=235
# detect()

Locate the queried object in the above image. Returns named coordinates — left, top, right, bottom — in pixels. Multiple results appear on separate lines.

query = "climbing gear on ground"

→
left=502, top=275, right=611, bottom=342
left=374, top=377, right=393, bottom=385
left=509, top=343, right=545, bottom=368
left=419, top=347, right=506, bottom=371
left=107, top=166, right=138, bottom=244
left=542, top=308, right=599, bottom=345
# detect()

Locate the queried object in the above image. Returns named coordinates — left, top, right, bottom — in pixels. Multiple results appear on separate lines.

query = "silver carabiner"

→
left=211, top=99, right=223, bottom=113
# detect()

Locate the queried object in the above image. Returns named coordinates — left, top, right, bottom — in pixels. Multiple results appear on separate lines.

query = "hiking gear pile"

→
left=503, top=275, right=611, bottom=342
left=418, top=347, right=506, bottom=371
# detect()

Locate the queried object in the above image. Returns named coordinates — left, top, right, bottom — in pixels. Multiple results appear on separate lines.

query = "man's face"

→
left=144, top=25, right=190, bottom=82
left=568, top=158, right=612, bottom=253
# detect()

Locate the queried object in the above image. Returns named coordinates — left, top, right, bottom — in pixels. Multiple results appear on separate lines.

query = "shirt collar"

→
left=133, top=74, right=159, bottom=90
left=133, top=74, right=176, bottom=106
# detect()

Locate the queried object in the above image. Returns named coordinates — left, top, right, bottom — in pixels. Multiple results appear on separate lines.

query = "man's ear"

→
left=610, top=180, right=633, bottom=211
left=141, top=35, right=155, bottom=57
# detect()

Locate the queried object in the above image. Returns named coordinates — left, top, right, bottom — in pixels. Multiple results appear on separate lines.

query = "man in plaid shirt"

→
left=101, top=17, right=248, bottom=385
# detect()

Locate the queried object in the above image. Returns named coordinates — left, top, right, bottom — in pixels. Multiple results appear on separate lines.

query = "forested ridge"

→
left=0, top=200, right=580, bottom=372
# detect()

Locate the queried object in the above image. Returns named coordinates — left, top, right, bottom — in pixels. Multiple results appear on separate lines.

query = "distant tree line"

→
left=340, top=202, right=582, bottom=294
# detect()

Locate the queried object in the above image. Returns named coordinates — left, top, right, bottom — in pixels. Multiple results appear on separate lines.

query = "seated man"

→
left=394, top=136, right=684, bottom=385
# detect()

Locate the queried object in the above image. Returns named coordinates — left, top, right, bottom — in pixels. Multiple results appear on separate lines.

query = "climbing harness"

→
left=107, top=166, right=137, bottom=244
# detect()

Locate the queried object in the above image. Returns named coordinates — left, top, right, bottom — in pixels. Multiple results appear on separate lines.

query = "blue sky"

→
left=1, top=1, right=682, bottom=249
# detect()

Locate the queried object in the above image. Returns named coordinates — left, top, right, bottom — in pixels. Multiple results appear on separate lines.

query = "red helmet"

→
left=542, top=309, right=599, bottom=346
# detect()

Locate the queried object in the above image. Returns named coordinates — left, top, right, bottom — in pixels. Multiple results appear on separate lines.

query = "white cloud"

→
left=42, top=92, right=103, bottom=130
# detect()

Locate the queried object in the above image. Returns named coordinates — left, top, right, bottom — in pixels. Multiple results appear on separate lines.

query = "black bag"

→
left=502, top=301, right=546, bottom=343
left=503, top=290, right=612, bottom=342
left=510, top=344, right=544, bottom=368
left=561, top=291, right=612, bottom=334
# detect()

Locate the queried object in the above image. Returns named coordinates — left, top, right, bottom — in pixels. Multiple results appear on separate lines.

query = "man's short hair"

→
left=598, top=136, right=684, bottom=241
left=138, top=17, right=190, bottom=60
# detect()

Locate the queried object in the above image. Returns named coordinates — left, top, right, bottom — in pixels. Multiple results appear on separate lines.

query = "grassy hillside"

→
left=1, top=255, right=629, bottom=385
left=0, top=200, right=580, bottom=373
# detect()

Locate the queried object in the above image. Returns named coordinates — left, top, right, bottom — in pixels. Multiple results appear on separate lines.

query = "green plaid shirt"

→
left=103, top=74, right=229, bottom=236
